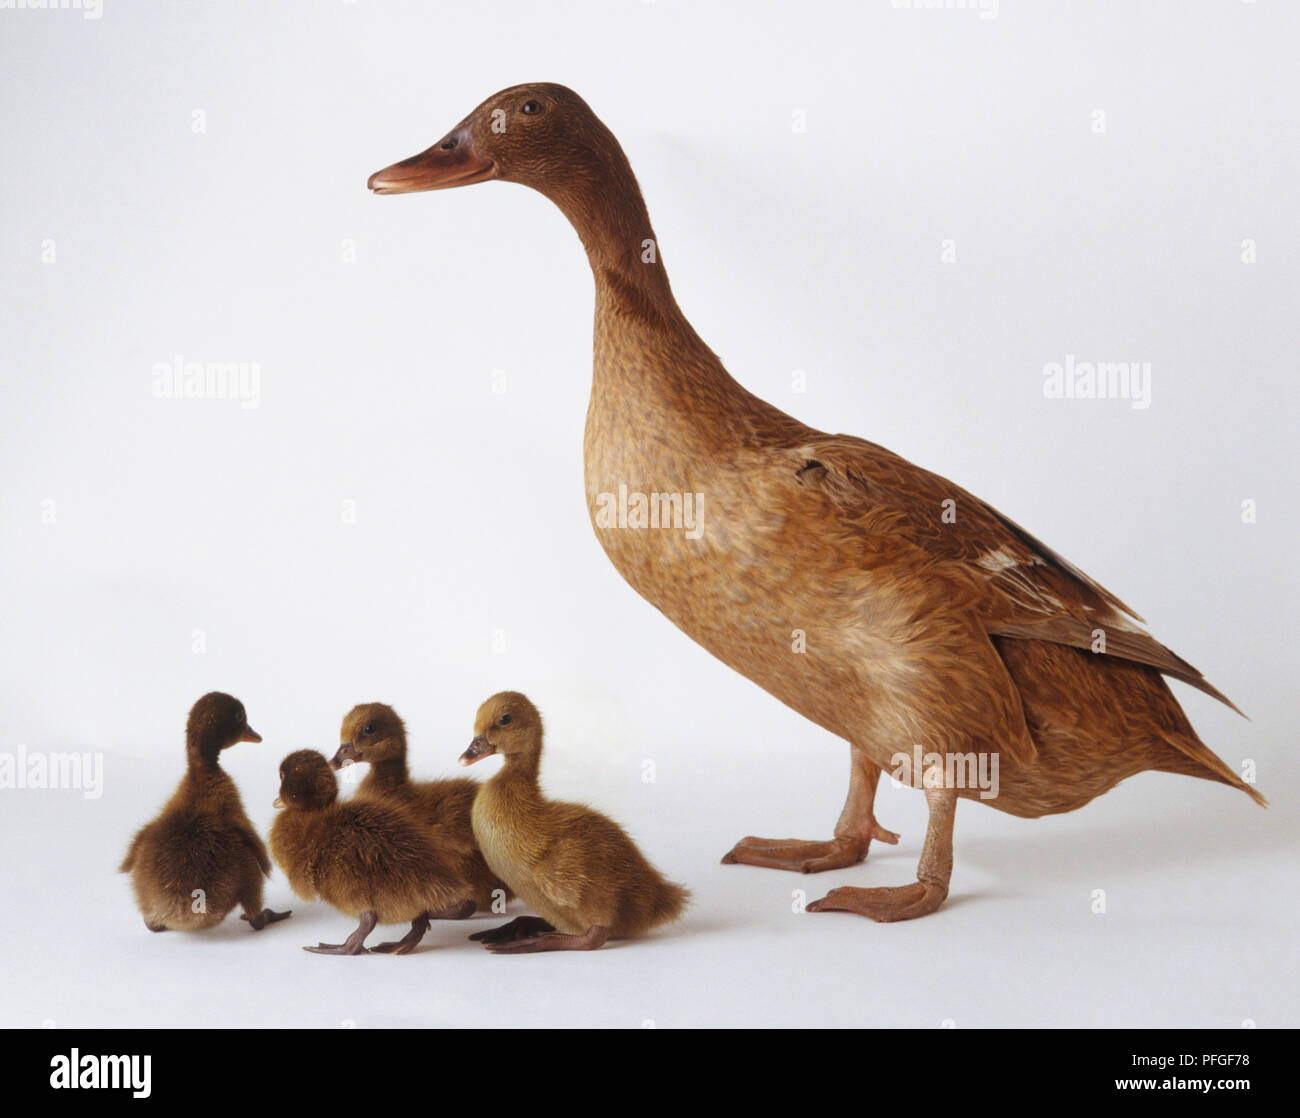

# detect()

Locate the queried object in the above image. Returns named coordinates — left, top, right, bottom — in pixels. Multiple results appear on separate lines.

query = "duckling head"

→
left=367, top=83, right=619, bottom=201
left=331, top=703, right=406, bottom=770
left=273, top=750, right=338, bottom=812
left=187, top=691, right=262, bottom=764
left=460, top=691, right=543, bottom=766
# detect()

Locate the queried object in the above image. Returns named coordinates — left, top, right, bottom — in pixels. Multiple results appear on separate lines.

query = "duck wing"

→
left=787, top=434, right=1241, bottom=715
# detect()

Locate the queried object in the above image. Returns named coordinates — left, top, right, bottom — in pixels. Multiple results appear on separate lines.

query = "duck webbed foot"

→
left=808, top=784, right=957, bottom=923
left=483, top=924, right=609, bottom=954
left=370, top=913, right=430, bottom=955
left=807, top=881, right=946, bottom=922
left=722, top=831, right=896, bottom=873
left=241, top=907, right=292, bottom=931
left=469, top=916, right=556, bottom=944
left=304, top=910, right=377, bottom=955
left=722, top=749, right=898, bottom=872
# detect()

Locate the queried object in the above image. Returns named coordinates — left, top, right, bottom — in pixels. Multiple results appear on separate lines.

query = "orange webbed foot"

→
left=721, top=825, right=898, bottom=874
left=806, top=882, right=947, bottom=922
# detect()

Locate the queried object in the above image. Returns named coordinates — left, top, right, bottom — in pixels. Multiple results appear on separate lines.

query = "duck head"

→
left=274, top=750, right=338, bottom=811
left=186, top=692, right=262, bottom=765
left=331, top=703, right=406, bottom=770
left=367, top=82, right=629, bottom=205
left=460, top=691, right=543, bottom=766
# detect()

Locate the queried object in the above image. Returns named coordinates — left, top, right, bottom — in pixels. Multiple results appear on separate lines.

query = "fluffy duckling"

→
left=459, top=692, right=689, bottom=953
left=330, top=703, right=509, bottom=913
left=269, top=750, right=477, bottom=954
left=120, top=692, right=290, bottom=933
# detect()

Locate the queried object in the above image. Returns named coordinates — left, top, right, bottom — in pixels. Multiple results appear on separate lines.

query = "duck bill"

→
left=272, top=796, right=284, bottom=809
left=239, top=727, right=263, bottom=744
left=458, top=735, right=495, bottom=767
left=368, top=130, right=495, bottom=194
left=329, top=743, right=356, bottom=770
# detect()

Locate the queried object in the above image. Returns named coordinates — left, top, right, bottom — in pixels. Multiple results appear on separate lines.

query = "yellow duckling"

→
left=459, top=692, right=689, bottom=953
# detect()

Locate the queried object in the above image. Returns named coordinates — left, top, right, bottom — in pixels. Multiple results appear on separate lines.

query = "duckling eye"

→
left=362, top=723, right=375, bottom=735
left=521, top=100, right=542, bottom=115
left=498, top=714, right=512, bottom=726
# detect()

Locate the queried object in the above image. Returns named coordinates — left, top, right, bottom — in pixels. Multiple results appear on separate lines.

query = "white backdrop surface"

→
left=1, top=0, right=1295, bottom=1027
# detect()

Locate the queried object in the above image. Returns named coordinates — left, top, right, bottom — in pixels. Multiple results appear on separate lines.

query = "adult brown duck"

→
left=368, top=83, right=1265, bottom=922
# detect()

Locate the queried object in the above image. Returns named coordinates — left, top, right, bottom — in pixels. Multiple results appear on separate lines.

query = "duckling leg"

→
left=807, top=783, right=957, bottom=922
left=722, top=748, right=899, bottom=873
left=370, top=913, right=430, bottom=955
left=240, top=907, right=292, bottom=931
left=485, top=924, right=609, bottom=954
left=304, top=910, right=378, bottom=955
left=469, top=916, right=556, bottom=944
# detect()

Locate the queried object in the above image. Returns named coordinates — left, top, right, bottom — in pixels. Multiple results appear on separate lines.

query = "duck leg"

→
left=807, top=783, right=957, bottom=922
left=484, top=924, right=609, bottom=954
left=240, top=907, right=292, bottom=931
left=304, top=910, right=377, bottom=955
left=722, top=747, right=899, bottom=872
left=370, top=913, right=430, bottom=955
left=469, top=916, right=556, bottom=945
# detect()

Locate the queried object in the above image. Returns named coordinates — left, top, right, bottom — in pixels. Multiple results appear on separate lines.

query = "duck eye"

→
left=521, top=100, right=541, bottom=115
left=439, top=136, right=457, bottom=151
left=362, top=723, right=375, bottom=735
left=499, top=714, right=512, bottom=726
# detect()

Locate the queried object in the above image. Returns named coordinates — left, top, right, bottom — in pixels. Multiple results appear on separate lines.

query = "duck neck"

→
left=360, top=755, right=409, bottom=794
left=539, top=136, right=683, bottom=332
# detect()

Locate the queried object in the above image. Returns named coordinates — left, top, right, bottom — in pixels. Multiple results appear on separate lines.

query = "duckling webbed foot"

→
left=241, top=907, right=292, bottom=931
left=469, top=916, right=556, bottom=944
left=722, top=749, right=897, bottom=872
left=305, top=910, right=377, bottom=955
left=370, top=913, right=430, bottom=955
left=485, top=924, right=609, bottom=954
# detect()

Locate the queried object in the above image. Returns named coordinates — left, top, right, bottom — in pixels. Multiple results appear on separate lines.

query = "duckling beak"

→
left=239, top=727, right=263, bottom=744
left=368, top=128, right=495, bottom=194
left=272, top=796, right=284, bottom=809
left=458, top=735, right=494, bottom=766
left=329, top=743, right=355, bottom=770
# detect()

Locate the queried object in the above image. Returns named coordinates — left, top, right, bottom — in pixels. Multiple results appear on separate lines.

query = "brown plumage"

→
left=119, top=692, right=290, bottom=933
left=330, top=702, right=510, bottom=912
left=369, top=83, right=1265, bottom=923
left=458, top=692, right=689, bottom=953
left=269, top=749, right=477, bottom=955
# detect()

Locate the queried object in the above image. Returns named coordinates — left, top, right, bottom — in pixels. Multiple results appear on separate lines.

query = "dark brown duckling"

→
left=330, top=702, right=510, bottom=913
left=459, top=692, right=689, bottom=953
left=269, top=750, right=477, bottom=955
left=119, top=692, right=290, bottom=934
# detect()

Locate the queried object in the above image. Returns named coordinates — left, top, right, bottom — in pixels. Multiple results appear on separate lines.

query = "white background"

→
left=1, top=0, right=1296, bottom=1027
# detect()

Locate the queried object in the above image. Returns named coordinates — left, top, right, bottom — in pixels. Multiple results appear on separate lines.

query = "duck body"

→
left=460, top=693, right=689, bottom=952
left=370, top=83, right=1264, bottom=921
left=119, top=692, right=289, bottom=933
left=331, top=703, right=510, bottom=912
left=270, top=749, right=476, bottom=954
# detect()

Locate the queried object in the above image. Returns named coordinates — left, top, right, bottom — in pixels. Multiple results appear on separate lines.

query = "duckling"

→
left=269, top=749, right=477, bottom=954
left=458, top=692, right=689, bottom=953
left=371, top=83, right=1266, bottom=921
left=119, top=692, right=290, bottom=933
left=330, top=702, right=509, bottom=913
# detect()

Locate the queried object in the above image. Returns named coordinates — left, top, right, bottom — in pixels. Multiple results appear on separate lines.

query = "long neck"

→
left=360, top=755, right=409, bottom=794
